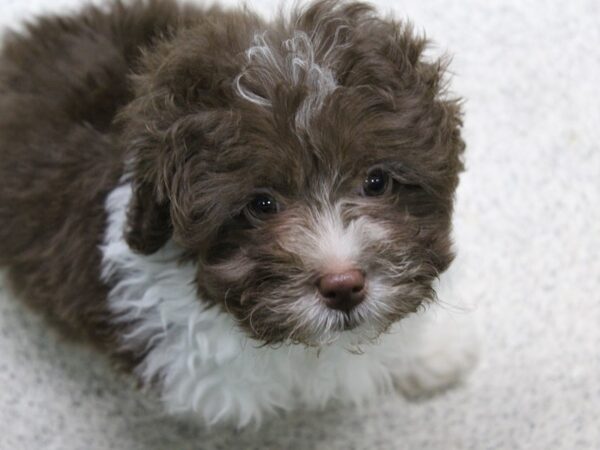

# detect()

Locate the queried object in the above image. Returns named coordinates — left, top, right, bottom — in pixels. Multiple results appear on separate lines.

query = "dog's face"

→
left=121, top=1, right=464, bottom=346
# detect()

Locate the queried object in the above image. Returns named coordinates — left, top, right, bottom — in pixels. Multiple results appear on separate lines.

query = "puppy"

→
left=0, top=0, right=477, bottom=426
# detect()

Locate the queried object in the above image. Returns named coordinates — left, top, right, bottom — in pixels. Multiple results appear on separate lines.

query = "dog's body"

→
left=0, top=0, right=477, bottom=426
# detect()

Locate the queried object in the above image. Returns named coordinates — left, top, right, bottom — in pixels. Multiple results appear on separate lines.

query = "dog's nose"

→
left=317, top=269, right=366, bottom=312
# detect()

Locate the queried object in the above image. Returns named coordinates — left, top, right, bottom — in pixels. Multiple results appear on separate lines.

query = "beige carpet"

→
left=1, top=0, right=599, bottom=448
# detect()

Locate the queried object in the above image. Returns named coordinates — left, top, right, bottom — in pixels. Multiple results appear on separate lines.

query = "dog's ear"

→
left=118, top=82, right=177, bottom=255
left=125, top=180, right=172, bottom=254
left=117, top=74, right=178, bottom=255
left=117, top=14, right=257, bottom=255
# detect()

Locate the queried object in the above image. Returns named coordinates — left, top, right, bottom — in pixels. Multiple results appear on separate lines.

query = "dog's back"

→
left=0, top=0, right=204, bottom=356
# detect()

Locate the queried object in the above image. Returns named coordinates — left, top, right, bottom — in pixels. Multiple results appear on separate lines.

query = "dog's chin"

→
left=337, top=317, right=361, bottom=332
left=290, top=305, right=396, bottom=348
left=329, top=312, right=363, bottom=332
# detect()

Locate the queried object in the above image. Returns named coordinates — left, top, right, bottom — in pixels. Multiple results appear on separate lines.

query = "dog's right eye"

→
left=246, top=193, right=279, bottom=219
left=362, top=168, right=389, bottom=197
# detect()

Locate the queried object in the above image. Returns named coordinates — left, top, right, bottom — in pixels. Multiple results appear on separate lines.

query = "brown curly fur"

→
left=0, top=0, right=464, bottom=362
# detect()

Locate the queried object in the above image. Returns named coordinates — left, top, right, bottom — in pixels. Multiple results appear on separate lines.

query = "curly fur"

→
left=0, top=0, right=473, bottom=425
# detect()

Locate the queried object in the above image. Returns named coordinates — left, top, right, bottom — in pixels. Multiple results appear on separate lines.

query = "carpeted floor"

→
left=1, top=0, right=599, bottom=449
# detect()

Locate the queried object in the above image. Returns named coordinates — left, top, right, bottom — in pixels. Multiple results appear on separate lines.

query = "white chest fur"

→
left=100, top=183, right=477, bottom=427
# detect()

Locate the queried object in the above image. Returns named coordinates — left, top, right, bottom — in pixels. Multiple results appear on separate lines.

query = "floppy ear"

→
left=118, top=80, right=176, bottom=255
left=125, top=180, right=172, bottom=255
left=116, top=11, right=260, bottom=254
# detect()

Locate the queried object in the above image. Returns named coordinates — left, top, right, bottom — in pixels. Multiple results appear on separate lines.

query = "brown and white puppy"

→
left=0, top=0, right=477, bottom=426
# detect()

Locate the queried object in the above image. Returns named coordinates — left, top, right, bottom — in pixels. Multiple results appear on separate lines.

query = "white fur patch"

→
left=100, top=183, right=478, bottom=427
left=309, top=202, right=390, bottom=270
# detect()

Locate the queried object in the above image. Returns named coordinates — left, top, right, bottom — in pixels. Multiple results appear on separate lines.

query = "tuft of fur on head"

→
left=119, top=0, right=465, bottom=348
left=235, top=28, right=341, bottom=131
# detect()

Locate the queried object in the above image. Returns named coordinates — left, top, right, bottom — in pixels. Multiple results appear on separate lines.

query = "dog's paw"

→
left=390, top=309, right=479, bottom=399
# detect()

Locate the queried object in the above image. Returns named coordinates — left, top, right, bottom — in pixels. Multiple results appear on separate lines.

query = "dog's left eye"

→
left=247, top=193, right=279, bottom=218
left=362, top=169, right=389, bottom=196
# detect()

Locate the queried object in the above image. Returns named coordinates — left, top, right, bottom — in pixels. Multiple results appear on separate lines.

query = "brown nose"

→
left=317, top=269, right=366, bottom=312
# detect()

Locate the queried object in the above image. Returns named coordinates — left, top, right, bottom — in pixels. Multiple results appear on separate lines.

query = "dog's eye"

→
left=247, top=193, right=279, bottom=218
left=362, top=169, right=389, bottom=196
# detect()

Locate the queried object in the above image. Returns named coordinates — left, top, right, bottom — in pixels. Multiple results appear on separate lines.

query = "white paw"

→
left=390, top=307, right=479, bottom=399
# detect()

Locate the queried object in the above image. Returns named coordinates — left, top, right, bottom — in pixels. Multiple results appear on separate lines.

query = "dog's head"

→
left=119, top=1, right=464, bottom=346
